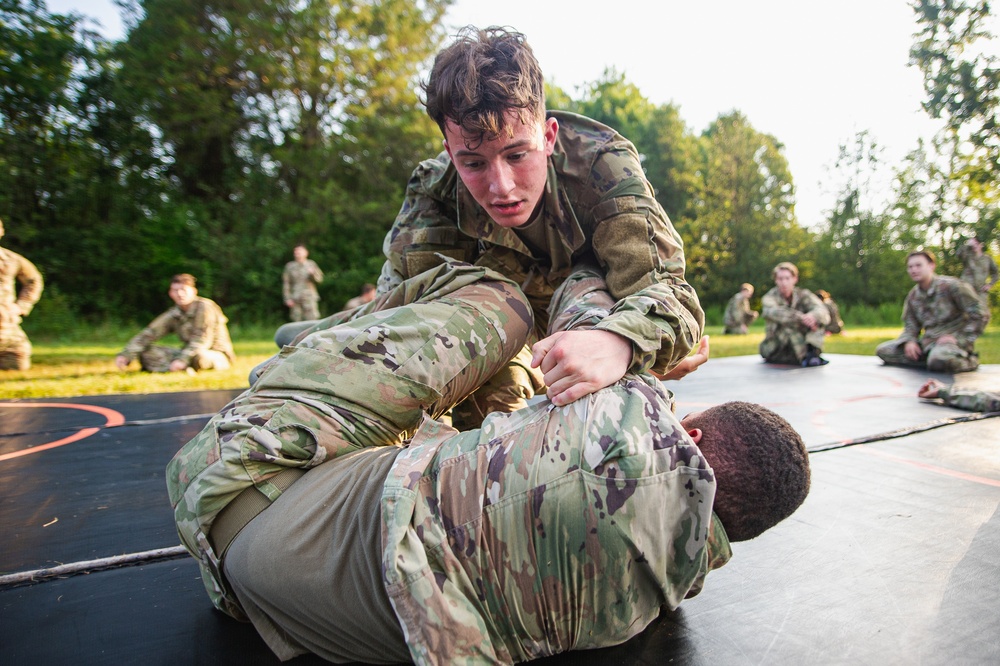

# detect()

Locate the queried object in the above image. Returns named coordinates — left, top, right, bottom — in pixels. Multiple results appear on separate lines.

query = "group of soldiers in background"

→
left=723, top=238, right=994, bottom=374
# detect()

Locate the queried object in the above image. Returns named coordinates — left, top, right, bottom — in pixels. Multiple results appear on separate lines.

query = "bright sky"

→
left=53, top=0, right=952, bottom=227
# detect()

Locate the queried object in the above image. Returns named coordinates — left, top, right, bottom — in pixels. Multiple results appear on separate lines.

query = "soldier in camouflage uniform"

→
left=281, top=244, right=324, bottom=321
left=876, top=251, right=988, bottom=374
left=957, top=237, right=998, bottom=307
left=268, top=27, right=704, bottom=427
left=167, top=259, right=810, bottom=663
left=759, top=262, right=831, bottom=366
left=723, top=283, right=758, bottom=334
left=815, top=289, right=844, bottom=334
left=115, top=274, right=235, bottom=373
left=0, top=218, right=43, bottom=371
left=918, top=378, right=1000, bottom=412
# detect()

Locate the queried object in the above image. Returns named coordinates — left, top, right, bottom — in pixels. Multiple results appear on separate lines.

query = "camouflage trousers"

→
left=269, top=264, right=617, bottom=429
left=167, top=260, right=534, bottom=617
left=875, top=338, right=980, bottom=373
left=0, top=323, right=31, bottom=371
left=138, top=345, right=231, bottom=373
left=288, top=297, right=320, bottom=322
left=759, top=324, right=825, bottom=364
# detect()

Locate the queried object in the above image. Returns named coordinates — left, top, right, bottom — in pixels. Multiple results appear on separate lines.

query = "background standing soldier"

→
left=759, top=262, right=830, bottom=367
left=115, top=273, right=235, bottom=373
left=957, top=237, right=998, bottom=307
left=0, top=218, right=43, bottom=371
left=282, top=244, right=324, bottom=322
left=723, top=283, right=758, bottom=334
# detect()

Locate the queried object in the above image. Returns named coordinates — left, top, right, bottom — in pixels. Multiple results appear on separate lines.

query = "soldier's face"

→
left=774, top=269, right=797, bottom=298
left=444, top=113, right=557, bottom=229
left=293, top=246, right=308, bottom=261
left=907, top=255, right=935, bottom=285
left=168, top=282, right=197, bottom=308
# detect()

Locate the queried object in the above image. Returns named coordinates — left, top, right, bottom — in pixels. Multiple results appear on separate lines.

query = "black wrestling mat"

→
left=2, top=360, right=999, bottom=664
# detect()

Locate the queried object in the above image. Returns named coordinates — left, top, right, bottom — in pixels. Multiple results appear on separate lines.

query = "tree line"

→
left=1, top=0, right=997, bottom=327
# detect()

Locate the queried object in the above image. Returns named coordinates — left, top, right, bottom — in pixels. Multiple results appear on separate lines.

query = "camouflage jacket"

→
left=938, top=386, right=1000, bottom=412
left=957, top=246, right=999, bottom=292
left=760, top=287, right=829, bottom=334
left=377, top=111, right=704, bottom=376
left=0, top=246, right=43, bottom=337
left=282, top=259, right=324, bottom=303
left=381, top=375, right=732, bottom=665
left=723, top=291, right=756, bottom=329
left=899, top=276, right=988, bottom=351
left=120, top=297, right=235, bottom=364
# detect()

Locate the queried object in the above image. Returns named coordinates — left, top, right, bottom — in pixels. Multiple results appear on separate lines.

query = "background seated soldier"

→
left=115, top=273, right=235, bottom=373
left=875, top=250, right=987, bottom=374
left=723, top=282, right=758, bottom=334
left=167, top=260, right=810, bottom=664
left=815, top=289, right=844, bottom=334
left=759, top=262, right=830, bottom=366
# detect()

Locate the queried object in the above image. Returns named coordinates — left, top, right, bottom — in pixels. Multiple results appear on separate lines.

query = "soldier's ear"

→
left=687, top=428, right=702, bottom=444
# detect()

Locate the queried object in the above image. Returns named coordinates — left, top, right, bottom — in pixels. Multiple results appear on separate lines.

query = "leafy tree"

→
left=815, top=132, right=919, bottom=305
left=683, top=111, right=810, bottom=303
left=910, top=0, right=999, bottom=249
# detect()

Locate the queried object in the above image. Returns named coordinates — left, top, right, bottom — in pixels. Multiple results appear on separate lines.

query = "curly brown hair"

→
left=423, top=26, right=546, bottom=146
left=687, top=401, right=810, bottom=542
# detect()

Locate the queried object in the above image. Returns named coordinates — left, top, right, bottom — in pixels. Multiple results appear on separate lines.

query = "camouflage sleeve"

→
left=14, top=254, right=43, bottom=316
left=281, top=264, right=292, bottom=302
left=587, top=145, right=704, bottom=375
left=938, top=386, right=1000, bottom=412
left=801, top=289, right=831, bottom=326
left=178, top=300, right=219, bottom=363
left=950, top=280, right=988, bottom=347
left=899, top=290, right=921, bottom=345
left=378, top=156, right=469, bottom=295
left=120, top=309, right=178, bottom=361
left=988, top=256, right=999, bottom=287
left=309, top=260, right=324, bottom=284
left=761, top=290, right=802, bottom=326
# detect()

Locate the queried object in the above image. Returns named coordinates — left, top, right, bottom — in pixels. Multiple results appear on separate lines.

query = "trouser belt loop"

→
left=208, top=467, right=306, bottom=559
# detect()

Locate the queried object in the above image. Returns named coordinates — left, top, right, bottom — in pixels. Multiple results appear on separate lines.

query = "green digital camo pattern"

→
left=958, top=245, right=999, bottom=303
left=723, top=291, right=756, bottom=334
left=875, top=276, right=988, bottom=373
left=374, top=110, right=704, bottom=378
left=759, top=286, right=830, bottom=363
left=167, top=262, right=533, bottom=618
left=938, top=386, right=1000, bottom=412
left=120, top=296, right=235, bottom=371
left=381, top=374, right=732, bottom=664
left=282, top=259, right=324, bottom=321
left=0, top=247, right=42, bottom=369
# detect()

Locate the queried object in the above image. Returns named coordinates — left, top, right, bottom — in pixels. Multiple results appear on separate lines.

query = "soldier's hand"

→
left=657, top=336, right=710, bottom=381
left=904, top=341, right=923, bottom=361
left=169, top=359, right=188, bottom=373
left=114, top=355, right=130, bottom=371
left=800, top=313, right=818, bottom=330
left=918, top=379, right=945, bottom=399
left=531, top=330, right=631, bottom=407
left=937, top=334, right=958, bottom=346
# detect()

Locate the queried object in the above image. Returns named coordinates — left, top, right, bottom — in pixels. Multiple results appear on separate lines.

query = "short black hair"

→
left=688, top=401, right=810, bottom=542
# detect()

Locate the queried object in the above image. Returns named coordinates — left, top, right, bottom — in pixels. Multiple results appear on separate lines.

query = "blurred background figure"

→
left=957, top=237, right=998, bottom=307
left=814, top=289, right=844, bottom=334
left=0, top=218, right=43, bottom=370
left=283, top=244, right=325, bottom=321
left=723, top=283, right=758, bottom=334
left=344, top=282, right=376, bottom=310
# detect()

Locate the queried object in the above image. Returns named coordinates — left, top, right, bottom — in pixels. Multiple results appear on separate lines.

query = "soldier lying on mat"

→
left=167, top=260, right=811, bottom=664
left=918, top=379, right=1000, bottom=412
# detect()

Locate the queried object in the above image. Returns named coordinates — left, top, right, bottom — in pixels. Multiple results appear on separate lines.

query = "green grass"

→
left=2, top=322, right=998, bottom=400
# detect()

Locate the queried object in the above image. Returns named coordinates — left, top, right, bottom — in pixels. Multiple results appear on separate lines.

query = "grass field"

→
left=1, top=323, right=998, bottom=400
